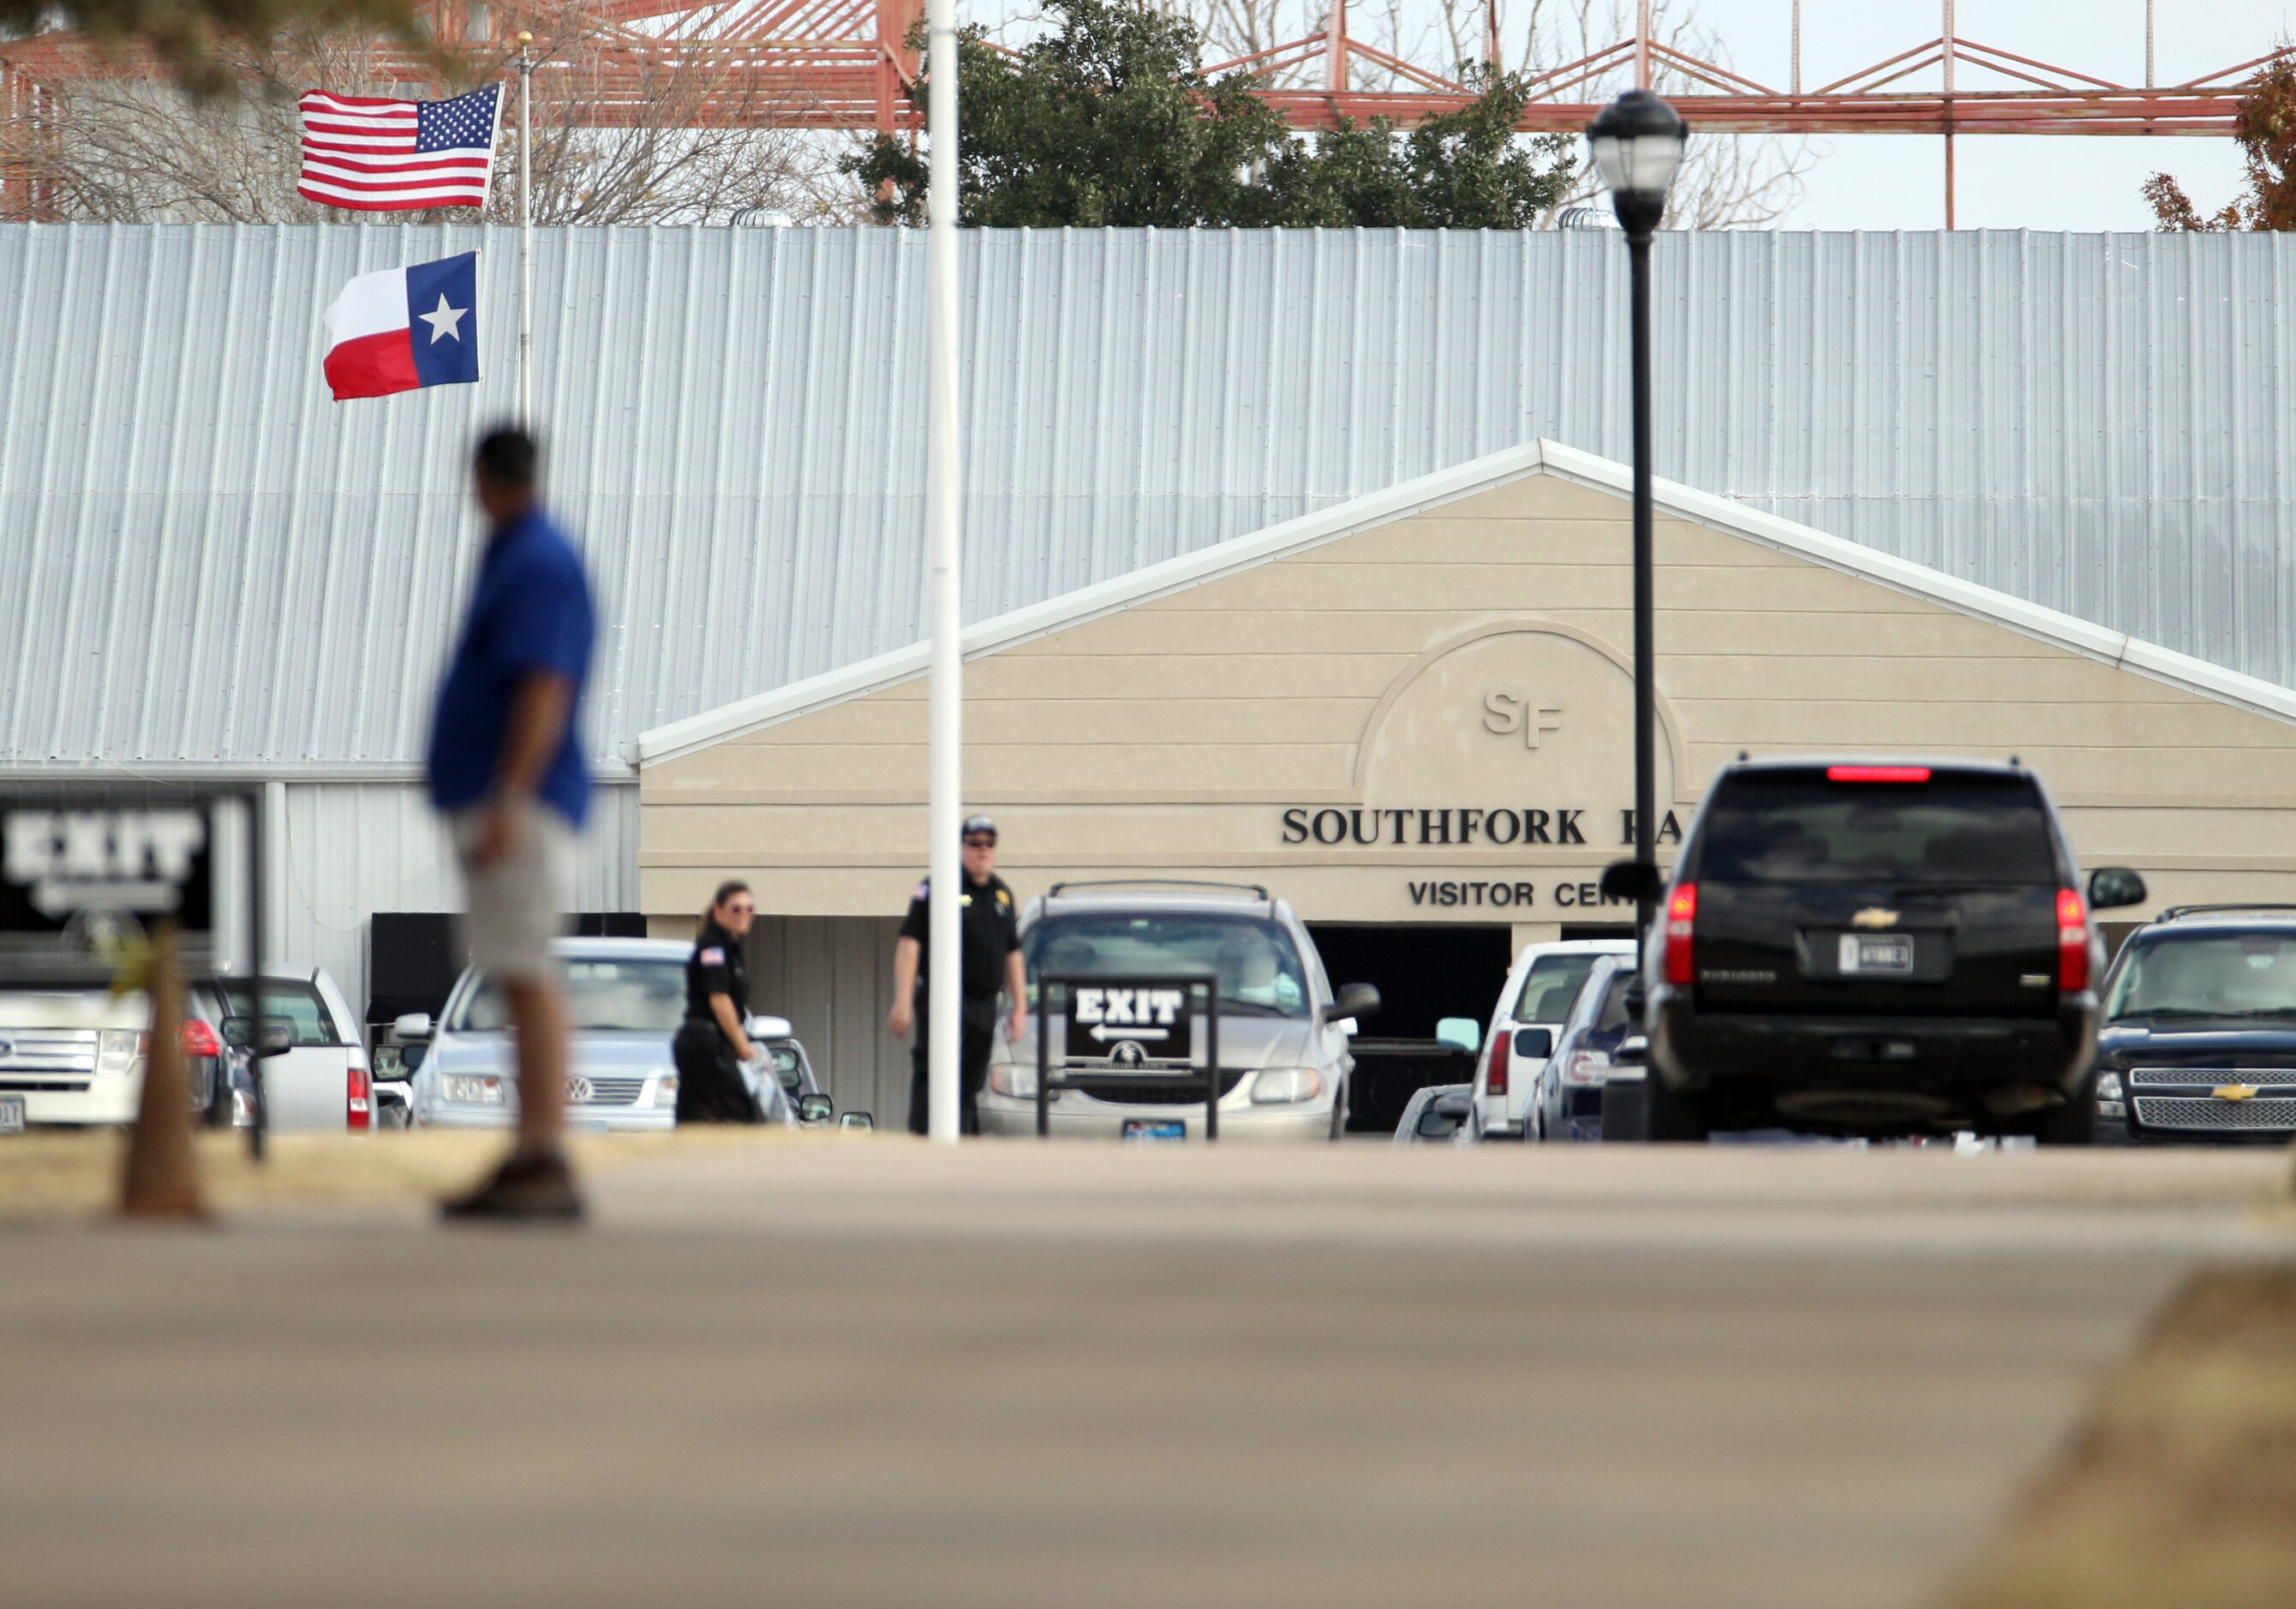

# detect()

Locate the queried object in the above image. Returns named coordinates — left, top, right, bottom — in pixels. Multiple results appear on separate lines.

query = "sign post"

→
left=0, top=787, right=266, bottom=1179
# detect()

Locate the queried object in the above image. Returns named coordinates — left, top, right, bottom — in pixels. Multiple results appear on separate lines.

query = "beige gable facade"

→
left=637, top=442, right=2296, bottom=1122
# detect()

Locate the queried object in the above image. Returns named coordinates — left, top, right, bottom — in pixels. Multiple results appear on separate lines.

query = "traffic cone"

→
left=119, top=924, right=206, bottom=1221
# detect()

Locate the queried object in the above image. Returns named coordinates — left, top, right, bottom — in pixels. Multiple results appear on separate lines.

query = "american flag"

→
left=296, top=85, right=503, bottom=212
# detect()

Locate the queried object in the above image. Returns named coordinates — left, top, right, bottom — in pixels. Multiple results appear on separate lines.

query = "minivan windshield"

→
left=449, top=958, right=687, bottom=1034
left=1695, top=772, right=2058, bottom=885
left=1512, top=954, right=1604, bottom=1023
left=2106, top=932, right=2296, bottom=1021
left=1024, top=912, right=1310, bottom=1018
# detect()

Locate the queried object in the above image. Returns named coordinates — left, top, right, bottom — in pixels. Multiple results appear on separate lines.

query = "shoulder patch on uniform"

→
left=698, top=947, right=725, bottom=966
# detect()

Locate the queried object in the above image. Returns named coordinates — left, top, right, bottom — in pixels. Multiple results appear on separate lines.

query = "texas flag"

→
left=320, top=250, right=480, bottom=401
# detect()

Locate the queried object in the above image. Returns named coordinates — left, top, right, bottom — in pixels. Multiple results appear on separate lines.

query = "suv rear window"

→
left=214, top=980, right=344, bottom=1047
left=1695, top=771, right=2058, bottom=886
left=1511, top=954, right=1603, bottom=1023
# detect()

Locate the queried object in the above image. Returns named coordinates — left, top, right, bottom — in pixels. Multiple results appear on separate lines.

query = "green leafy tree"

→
left=846, top=0, right=1573, bottom=230
left=2146, top=47, right=2296, bottom=231
left=1266, top=66, right=1573, bottom=229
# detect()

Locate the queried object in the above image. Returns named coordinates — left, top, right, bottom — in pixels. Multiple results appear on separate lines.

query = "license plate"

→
left=1838, top=933, right=1916, bottom=976
left=1121, top=1119, right=1186, bottom=1143
left=0, top=1094, right=23, bottom=1135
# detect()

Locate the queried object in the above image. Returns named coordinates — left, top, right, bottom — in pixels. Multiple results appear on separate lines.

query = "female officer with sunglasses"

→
left=673, top=880, right=765, bottom=1124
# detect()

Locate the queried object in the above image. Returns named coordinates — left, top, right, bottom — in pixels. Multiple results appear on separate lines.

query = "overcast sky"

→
left=1690, top=0, right=2295, bottom=229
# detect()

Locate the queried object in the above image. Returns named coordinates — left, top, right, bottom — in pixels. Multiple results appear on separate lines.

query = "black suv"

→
left=2094, top=907, right=2296, bottom=1145
left=1621, top=758, right=2147, bottom=1142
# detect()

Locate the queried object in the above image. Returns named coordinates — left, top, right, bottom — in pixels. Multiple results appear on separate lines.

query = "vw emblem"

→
left=565, top=1074, right=594, bottom=1104
left=1110, top=1040, right=1148, bottom=1068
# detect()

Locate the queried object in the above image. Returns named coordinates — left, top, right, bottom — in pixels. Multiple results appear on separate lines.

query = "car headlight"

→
left=99, top=1030, right=148, bottom=1069
left=1250, top=1068, right=1322, bottom=1104
left=654, top=1074, right=680, bottom=1106
left=2096, top=1071, right=2124, bottom=1102
left=442, top=1074, right=505, bottom=1104
left=987, top=1063, right=1035, bottom=1098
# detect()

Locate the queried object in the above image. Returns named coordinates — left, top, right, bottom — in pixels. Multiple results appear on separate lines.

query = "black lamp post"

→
left=1587, top=88, right=1687, bottom=941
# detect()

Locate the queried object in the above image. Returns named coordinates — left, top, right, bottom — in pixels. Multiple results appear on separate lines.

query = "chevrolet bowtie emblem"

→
left=1851, top=908, right=1899, bottom=930
left=2214, top=1084, right=2257, bottom=1102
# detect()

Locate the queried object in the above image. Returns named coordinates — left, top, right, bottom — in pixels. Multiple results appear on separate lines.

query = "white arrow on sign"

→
left=1091, top=1024, right=1169, bottom=1042
left=29, top=879, right=181, bottom=918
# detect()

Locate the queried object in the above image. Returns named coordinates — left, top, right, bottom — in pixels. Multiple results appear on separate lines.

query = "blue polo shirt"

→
left=426, top=505, right=596, bottom=828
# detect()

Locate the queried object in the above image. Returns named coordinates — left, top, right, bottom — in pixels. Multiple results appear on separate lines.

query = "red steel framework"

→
left=1, top=0, right=2277, bottom=221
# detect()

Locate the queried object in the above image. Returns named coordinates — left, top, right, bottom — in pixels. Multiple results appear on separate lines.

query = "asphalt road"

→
left=2, top=1142, right=2288, bottom=1608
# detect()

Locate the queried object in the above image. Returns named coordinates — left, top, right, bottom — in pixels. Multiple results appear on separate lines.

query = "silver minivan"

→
left=976, top=882, right=1378, bottom=1142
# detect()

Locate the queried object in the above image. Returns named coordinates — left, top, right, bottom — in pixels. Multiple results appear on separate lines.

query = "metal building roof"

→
left=4, top=223, right=2292, bottom=770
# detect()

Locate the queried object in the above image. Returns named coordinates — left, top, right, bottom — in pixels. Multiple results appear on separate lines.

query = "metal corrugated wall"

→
left=736, top=914, right=912, bottom=1128
left=272, top=779, right=638, bottom=1028
left=4, top=224, right=2293, bottom=775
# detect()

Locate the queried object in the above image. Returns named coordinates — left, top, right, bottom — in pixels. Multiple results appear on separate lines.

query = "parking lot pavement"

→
left=1, top=1144, right=2287, bottom=1609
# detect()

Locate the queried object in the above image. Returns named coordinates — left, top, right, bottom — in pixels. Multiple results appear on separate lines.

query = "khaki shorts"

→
left=451, top=803, right=578, bottom=983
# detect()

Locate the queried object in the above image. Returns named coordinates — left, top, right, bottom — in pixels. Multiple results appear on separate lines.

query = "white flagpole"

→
left=516, top=33, right=534, bottom=429
left=925, top=0, right=962, bottom=1143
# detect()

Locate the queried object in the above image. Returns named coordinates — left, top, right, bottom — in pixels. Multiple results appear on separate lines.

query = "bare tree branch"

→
left=3, top=3, right=860, bottom=225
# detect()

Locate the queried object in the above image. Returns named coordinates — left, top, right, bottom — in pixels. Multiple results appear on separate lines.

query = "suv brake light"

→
left=347, top=1067, right=371, bottom=1132
left=180, top=1018, right=222, bottom=1058
left=1486, top=1028, right=1512, bottom=1098
left=1827, top=765, right=1932, bottom=783
left=1664, top=883, right=1698, bottom=985
left=2056, top=888, right=2090, bottom=992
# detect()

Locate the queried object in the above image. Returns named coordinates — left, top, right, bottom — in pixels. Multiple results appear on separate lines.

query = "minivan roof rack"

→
left=1046, top=878, right=1272, bottom=901
left=2155, top=903, right=2296, bottom=922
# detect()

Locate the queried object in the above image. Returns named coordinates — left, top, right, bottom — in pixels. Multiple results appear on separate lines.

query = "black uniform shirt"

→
left=900, top=873, right=1020, bottom=1001
left=685, top=918, right=750, bottom=1024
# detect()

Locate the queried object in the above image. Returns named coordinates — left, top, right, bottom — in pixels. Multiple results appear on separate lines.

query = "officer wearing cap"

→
left=888, top=814, right=1025, bottom=1135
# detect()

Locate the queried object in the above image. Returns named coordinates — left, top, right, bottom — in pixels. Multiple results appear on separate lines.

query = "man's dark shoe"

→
left=440, top=1150, right=585, bottom=1223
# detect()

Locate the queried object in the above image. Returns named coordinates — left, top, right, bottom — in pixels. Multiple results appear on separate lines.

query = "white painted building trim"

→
left=638, top=440, right=2296, bottom=766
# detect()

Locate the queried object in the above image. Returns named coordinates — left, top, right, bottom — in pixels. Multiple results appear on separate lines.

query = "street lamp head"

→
left=1587, top=89, right=1687, bottom=237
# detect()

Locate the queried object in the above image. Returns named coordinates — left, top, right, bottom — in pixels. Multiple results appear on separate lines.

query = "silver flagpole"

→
left=516, top=32, right=534, bottom=428
left=924, top=0, right=962, bottom=1142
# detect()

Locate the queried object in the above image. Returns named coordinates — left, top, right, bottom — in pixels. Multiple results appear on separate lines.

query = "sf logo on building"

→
left=1066, top=981, right=1194, bottom=1063
left=1483, top=691, right=1564, bottom=749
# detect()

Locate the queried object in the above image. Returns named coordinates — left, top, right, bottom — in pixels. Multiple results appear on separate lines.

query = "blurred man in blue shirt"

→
left=429, top=428, right=596, bottom=1222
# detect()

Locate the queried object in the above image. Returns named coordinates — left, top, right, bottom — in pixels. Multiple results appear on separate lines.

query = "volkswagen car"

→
left=977, top=882, right=1378, bottom=1142
left=404, top=937, right=800, bottom=1132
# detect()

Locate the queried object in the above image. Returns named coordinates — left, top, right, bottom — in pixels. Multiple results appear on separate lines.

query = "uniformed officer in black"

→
left=673, top=879, right=764, bottom=1124
left=888, top=814, right=1025, bottom=1135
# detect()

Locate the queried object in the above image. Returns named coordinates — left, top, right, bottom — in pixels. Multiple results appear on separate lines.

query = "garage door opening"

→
left=1306, top=924, right=1513, bottom=1134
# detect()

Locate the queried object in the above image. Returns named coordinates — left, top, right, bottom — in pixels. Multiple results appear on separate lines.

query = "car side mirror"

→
left=222, top=1016, right=293, bottom=1058
left=796, top=1092, right=833, bottom=1125
left=1434, top=1017, right=1482, bottom=1056
left=837, top=1111, right=874, bottom=1132
left=1599, top=858, right=1663, bottom=905
left=392, top=1012, right=433, bottom=1043
left=1429, top=1091, right=1475, bottom=1120
left=2088, top=867, right=2148, bottom=912
left=1612, top=1033, right=1651, bottom=1068
left=744, top=1014, right=794, bottom=1040
left=1510, top=1026, right=1554, bottom=1059
left=1324, top=982, right=1381, bottom=1025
